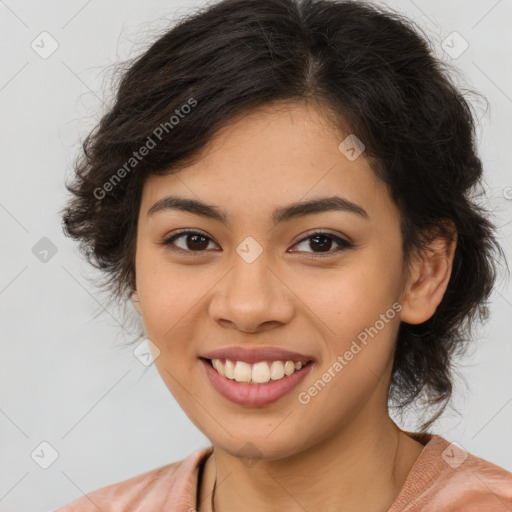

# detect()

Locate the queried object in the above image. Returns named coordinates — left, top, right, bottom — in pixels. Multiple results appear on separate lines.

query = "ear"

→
left=132, top=290, right=142, bottom=315
left=399, top=221, right=457, bottom=324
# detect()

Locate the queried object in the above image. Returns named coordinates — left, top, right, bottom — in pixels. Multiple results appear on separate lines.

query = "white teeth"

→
left=210, top=358, right=309, bottom=384
left=270, top=361, right=285, bottom=380
left=234, top=361, right=252, bottom=382
left=212, top=359, right=225, bottom=376
left=284, top=361, right=295, bottom=376
left=252, top=361, right=271, bottom=383
left=224, top=359, right=235, bottom=379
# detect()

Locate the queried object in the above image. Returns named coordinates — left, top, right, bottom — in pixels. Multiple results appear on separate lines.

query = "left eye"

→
left=161, top=230, right=352, bottom=255
left=292, top=231, right=353, bottom=255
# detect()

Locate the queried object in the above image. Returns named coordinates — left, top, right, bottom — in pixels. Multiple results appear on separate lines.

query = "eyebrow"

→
left=147, top=194, right=369, bottom=225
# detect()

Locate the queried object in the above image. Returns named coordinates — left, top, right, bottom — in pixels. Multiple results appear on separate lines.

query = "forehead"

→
left=139, top=101, right=396, bottom=225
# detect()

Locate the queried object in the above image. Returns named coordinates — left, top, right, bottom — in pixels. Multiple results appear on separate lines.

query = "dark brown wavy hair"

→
left=60, top=0, right=506, bottom=430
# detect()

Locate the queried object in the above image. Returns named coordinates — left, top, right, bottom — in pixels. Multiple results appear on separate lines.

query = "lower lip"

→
left=200, top=358, right=314, bottom=407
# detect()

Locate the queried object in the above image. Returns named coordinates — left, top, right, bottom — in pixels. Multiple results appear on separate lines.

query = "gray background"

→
left=0, top=0, right=511, bottom=510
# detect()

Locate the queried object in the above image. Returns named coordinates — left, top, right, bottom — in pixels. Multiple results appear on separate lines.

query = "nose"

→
left=208, top=251, right=295, bottom=333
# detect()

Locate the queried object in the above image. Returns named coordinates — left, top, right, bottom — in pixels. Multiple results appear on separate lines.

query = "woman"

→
left=57, top=0, right=512, bottom=510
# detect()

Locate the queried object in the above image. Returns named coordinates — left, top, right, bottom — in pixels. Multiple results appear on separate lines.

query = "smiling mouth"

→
left=201, top=357, right=313, bottom=385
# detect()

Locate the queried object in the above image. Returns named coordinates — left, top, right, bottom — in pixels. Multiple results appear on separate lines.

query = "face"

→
left=133, top=101, right=411, bottom=460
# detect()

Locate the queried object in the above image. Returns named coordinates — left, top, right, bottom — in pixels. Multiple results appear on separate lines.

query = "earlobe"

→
left=399, top=224, right=457, bottom=325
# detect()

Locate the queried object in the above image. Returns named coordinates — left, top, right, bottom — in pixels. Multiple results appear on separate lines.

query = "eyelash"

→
left=161, top=229, right=353, bottom=257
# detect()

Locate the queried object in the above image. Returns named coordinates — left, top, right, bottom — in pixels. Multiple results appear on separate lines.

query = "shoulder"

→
left=443, top=444, right=512, bottom=510
left=392, top=433, right=512, bottom=512
left=54, top=446, right=213, bottom=512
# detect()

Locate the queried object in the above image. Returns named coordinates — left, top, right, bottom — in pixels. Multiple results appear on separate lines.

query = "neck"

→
left=198, top=408, right=424, bottom=512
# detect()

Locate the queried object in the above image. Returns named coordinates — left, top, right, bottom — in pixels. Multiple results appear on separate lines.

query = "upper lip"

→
left=200, top=346, right=315, bottom=364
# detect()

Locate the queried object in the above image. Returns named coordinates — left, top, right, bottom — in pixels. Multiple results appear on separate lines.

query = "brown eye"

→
left=291, top=231, right=353, bottom=255
left=162, top=231, right=217, bottom=252
left=161, top=229, right=353, bottom=257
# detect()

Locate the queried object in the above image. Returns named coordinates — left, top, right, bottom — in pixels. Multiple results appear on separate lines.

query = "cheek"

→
left=290, top=249, right=401, bottom=329
left=285, top=248, right=402, bottom=387
left=136, top=250, right=204, bottom=330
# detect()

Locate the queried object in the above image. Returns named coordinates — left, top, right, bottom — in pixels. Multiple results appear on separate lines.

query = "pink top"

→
left=55, top=433, right=512, bottom=511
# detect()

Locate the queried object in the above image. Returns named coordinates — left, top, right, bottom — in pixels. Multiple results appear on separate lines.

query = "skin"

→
left=132, top=100, right=457, bottom=512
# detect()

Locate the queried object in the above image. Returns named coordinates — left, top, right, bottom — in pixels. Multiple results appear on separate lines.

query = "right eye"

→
left=161, top=230, right=219, bottom=254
